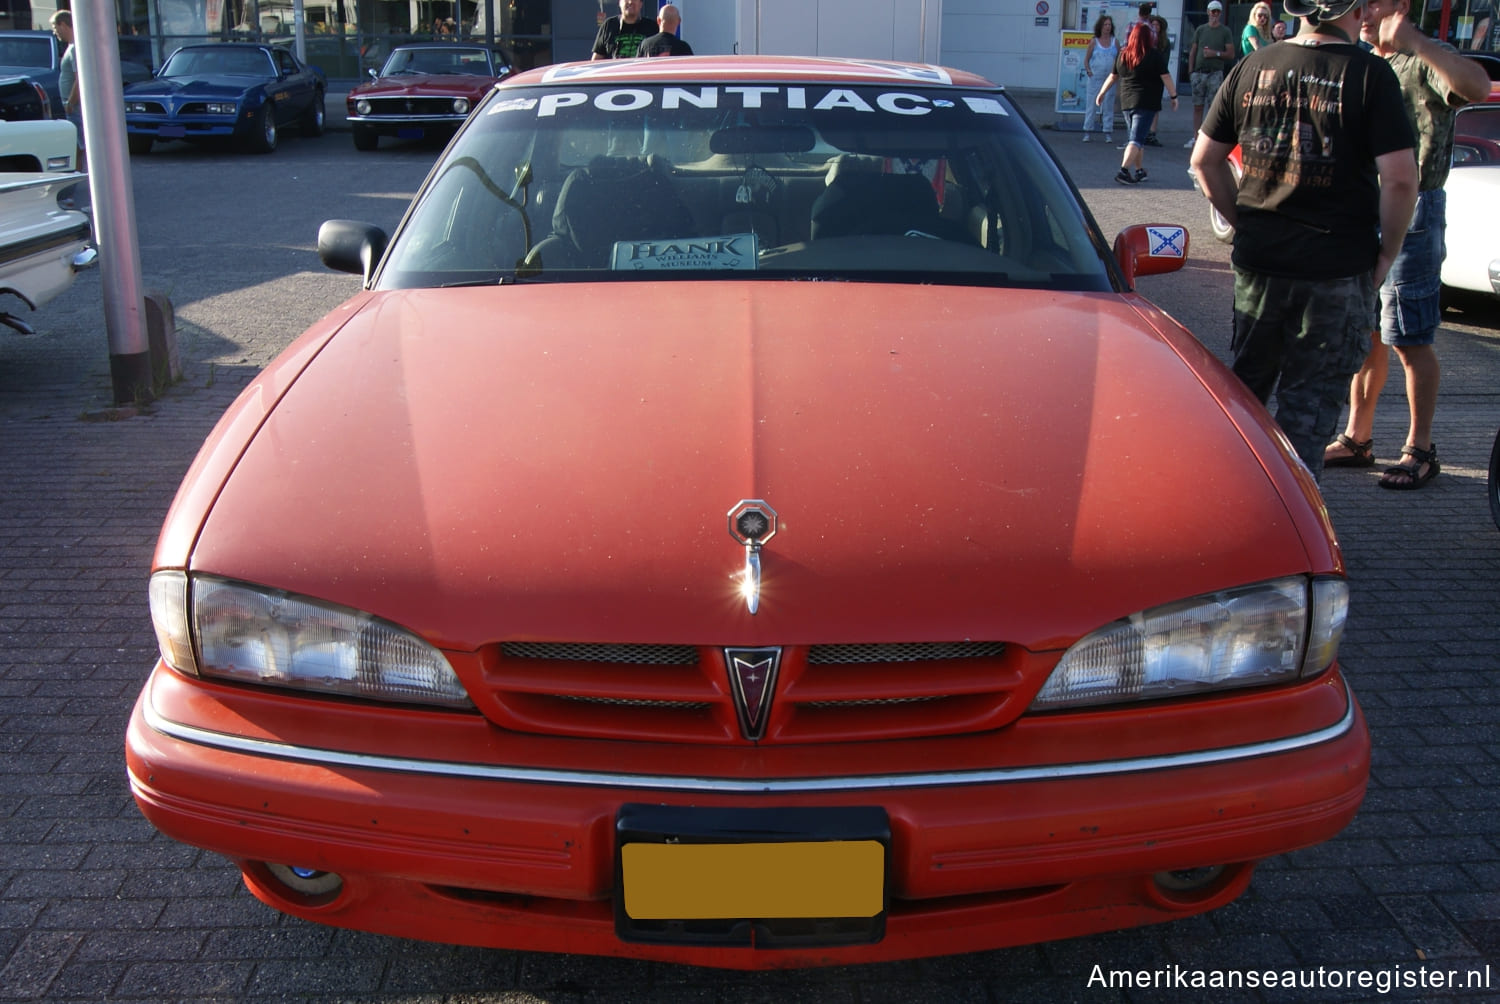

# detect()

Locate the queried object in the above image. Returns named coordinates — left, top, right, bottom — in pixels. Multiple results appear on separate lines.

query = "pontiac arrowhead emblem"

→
left=727, top=500, right=777, bottom=615
left=724, top=647, right=781, bottom=740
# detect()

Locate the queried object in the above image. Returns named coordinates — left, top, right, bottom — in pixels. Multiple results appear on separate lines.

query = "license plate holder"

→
left=397, top=126, right=425, bottom=139
left=158, top=125, right=186, bottom=138
left=615, top=804, right=889, bottom=948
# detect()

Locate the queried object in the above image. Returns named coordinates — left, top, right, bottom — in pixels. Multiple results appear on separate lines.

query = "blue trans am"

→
left=123, top=43, right=326, bottom=155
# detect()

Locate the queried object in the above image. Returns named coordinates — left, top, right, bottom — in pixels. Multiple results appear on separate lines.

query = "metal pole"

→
left=74, top=0, right=151, bottom=405
left=294, top=0, right=307, bottom=63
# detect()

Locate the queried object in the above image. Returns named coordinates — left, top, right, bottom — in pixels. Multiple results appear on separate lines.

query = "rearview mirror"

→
left=709, top=126, right=816, bottom=155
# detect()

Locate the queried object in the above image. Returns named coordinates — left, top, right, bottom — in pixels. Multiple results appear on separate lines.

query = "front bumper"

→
left=126, top=663, right=1369, bottom=968
left=346, top=112, right=467, bottom=136
left=125, top=114, right=244, bottom=142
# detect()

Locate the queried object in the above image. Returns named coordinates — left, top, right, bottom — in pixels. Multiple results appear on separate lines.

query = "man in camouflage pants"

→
left=1189, top=0, right=1417, bottom=479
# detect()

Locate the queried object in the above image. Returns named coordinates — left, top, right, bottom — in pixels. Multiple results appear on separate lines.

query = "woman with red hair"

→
left=1095, top=21, right=1177, bottom=184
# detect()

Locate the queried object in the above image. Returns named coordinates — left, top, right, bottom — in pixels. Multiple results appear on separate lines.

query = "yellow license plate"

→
left=621, top=839, right=885, bottom=920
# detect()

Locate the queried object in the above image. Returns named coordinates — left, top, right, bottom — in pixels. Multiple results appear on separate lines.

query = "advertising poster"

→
left=1056, top=31, right=1093, bottom=115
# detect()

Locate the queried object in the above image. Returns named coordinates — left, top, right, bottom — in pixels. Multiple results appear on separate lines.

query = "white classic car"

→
left=0, top=170, right=95, bottom=333
left=1442, top=102, right=1500, bottom=300
left=0, top=115, right=77, bottom=173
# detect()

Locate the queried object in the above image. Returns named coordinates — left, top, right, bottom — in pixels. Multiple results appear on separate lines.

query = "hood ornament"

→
left=727, top=499, right=777, bottom=615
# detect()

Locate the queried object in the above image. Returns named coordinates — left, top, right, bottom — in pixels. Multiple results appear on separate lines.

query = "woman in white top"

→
left=1081, top=14, right=1119, bottom=143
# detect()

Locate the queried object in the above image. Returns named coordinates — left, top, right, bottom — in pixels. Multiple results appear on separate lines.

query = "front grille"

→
left=501, top=642, right=698, bottom=665
left=362, top=96, right=459, bottom=117
left=809, top=642, right=1006, bottom=664
left=475, top=641, right=1026, bottom=745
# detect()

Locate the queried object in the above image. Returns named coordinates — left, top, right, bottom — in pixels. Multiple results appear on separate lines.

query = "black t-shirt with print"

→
left=593, top=16, right=658, bottom=59
left=1113, top=49, right=1170, bottom=112
left=1201, top=37, right=1415, bottom=278
left=639, top=31, right=694, bottom=57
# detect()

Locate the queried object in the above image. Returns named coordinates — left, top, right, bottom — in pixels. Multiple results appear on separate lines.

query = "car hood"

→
left=352, top=74, right=498, bottom=98
left=126, top=76, right=264, bottom=96
left=188, top=282, right=1318, bottom=651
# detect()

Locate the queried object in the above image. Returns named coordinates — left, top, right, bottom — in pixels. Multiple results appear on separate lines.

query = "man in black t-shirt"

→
left=592, top=0, right=658, bottom=60
left=639, top=3, right=693, bottom=56
left=1189, top=0, right=1417, bottom=480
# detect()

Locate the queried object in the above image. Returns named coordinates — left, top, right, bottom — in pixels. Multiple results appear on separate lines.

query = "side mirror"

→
left=318, top=220, right=389, bottom=283
left=1113, top=223, right=1188, bottom=287
left=367, top=67, right=379, bottom=81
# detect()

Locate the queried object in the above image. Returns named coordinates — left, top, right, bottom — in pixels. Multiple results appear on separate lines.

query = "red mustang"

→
left=345, top=42, right=510, bottom=151
left=129, top=55, right=1369, bottom=969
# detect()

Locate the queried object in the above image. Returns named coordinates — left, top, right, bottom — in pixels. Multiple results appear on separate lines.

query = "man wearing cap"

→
left=1189, top=0, right=1418, bottom=480
left=1186, top=2, right=1236, bottom=148
left=1321, top=0, right=1490, bottom=489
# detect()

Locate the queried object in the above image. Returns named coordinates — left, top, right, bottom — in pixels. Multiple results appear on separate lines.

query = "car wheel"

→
left=248, top=105, right=278, bottom=154
left=303, top=90, right=326, bottom=138
left=1209, top=158, right=1244, bottom=245
left=127, top=134, right=152, bottom=155
left=1489, top=427, right=1500, bottom=530
left=353, top=127, right=378, bottom=152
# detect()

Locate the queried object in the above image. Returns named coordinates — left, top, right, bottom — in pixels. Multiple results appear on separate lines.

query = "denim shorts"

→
left=1378, top=188, right=1445, bottom=347
left=1124, top=108, right=1153, bottom=147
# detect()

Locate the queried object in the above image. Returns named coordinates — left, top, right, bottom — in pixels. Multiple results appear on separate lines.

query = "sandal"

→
left=1378, top=443, right=1439, bottom=490
left=1323, top=434, right=1374, bottom=468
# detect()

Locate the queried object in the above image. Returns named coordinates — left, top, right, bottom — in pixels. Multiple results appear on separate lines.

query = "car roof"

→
left=503, top=55, right=999, bottom=90
left=172, top=42, right=276, bottom=52
left=391, top=42, right=498, bottom=50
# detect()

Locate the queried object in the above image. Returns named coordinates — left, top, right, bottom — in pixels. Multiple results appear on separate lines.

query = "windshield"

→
left=162, top=47, right=274, bottom=78
left=377, top=81, right=1112, bottom=291
left=382, top=46, right=495, bottom=77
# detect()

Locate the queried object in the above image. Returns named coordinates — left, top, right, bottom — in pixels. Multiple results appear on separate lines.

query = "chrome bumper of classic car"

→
left=347, top=112, right=469, bottom=128
left=140, top=675, right=1359, bottom=794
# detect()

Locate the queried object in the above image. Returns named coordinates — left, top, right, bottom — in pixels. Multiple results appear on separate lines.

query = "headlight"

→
left=148, top=571, right=471, bottom=709
left=125, top=101, right=149, bottom=113
left=1030, top=576, right=1348, bottom=711
left=355, top=98, right=371, bottom=115
left=452, top=97, right=470, bottom=114
left=204, top=102, right=236, bottom=115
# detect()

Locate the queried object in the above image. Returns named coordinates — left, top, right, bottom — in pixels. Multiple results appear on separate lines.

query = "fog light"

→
left=1153, top=865, right=1226, bottom=892
left=265, top=862, right=343, bottom=896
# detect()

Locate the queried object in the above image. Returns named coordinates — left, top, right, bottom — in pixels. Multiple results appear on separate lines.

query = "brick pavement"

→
left=0, top=89, right=1497, bottom=1002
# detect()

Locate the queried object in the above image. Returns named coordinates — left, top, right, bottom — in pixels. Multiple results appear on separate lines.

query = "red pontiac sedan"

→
left=128, top=56, right=1369, bottom=969
left=345, top=42, right=510, bottom=150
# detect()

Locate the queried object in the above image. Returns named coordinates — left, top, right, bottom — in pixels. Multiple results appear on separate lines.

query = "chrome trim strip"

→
left=144, top=681, right=1357, bottom=795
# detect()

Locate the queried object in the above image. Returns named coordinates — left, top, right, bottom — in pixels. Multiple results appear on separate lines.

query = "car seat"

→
left=808, top=155, right=947, bottom=242
left=524, top=156, right=695, bottom=270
